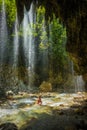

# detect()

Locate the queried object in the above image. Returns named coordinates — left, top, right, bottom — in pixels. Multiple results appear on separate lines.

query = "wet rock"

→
left=59, top=104, right=64, bottom=107
left=0, top=123, right=18, bottom=130
left=59, top=111, right=64, bottom=115
left=6, top=90, right=14, bottom=100
left=18, top=91, right=27, bottom=96
left=65, top=125, right=77, bottom=130
left=74, top=108, right=84, bottom=115
left=6, top=90, right=14, bottom=96
left=17, top=103, right=31, bottom=108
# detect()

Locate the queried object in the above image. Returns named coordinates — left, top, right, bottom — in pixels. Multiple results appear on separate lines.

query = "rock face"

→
left=0, top=123, right=18, bottom=130
left=15, top=0, right=87, bottom=84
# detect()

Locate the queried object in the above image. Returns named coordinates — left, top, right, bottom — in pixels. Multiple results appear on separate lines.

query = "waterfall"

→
left=64, top=59, right=85, bottom=93
left=0, top=0, right=36, bottom=92
left=0, top=0, right=10, bottom=93
left=70, top=61, right=85, bottom=92
left=0, top=0, right=8, bottom=64
left=13, top=15, right=19, bottom=67
left=28, top=3, right=35, bottom=72
left=21, top=3, right=36, bottom=90
left=0, top=1, right=85, bottom=93
left=75, top=75, right=85, bottom=92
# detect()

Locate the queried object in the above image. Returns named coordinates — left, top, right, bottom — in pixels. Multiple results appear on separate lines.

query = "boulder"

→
left=39, top=81, right=52, bottom=92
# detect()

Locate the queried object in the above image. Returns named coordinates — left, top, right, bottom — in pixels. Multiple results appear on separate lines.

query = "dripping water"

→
left=75, top=75, right=85, bottom=92
left=21, top=3, right=36, bottom=90
left=13, top=15, right=19, bottom=67
left=0, top=0, right=8, bottom=64
left=70, top=61, right=85, bottom=92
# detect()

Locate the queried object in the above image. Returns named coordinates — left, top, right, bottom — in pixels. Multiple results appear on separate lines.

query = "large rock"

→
left=0, top=123, right=18, bottom=130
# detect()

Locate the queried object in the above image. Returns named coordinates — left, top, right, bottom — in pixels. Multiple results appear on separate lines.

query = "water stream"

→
left=75, top=75, right=85, bottom=92
left=0, top=0, right=8, bottom=63
left=22, top=3, right=36, bottom=89
left=0, top=92, right=86, bottom=119
left=13, top=15, right=19, bottom=67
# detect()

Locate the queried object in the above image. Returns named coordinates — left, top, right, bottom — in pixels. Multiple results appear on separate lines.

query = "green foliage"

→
left=36, top=6, right=45, bottom=24
left=35, top=6, right=49, bottom=51
left=50, top=15, right=67, bottom=65
left=39, top=81, right=52, bottom=92
left=48, top=72, right=64, bottom=86
left=6, top=0, right=16, bottom=26
left=34, top=6, right=70, bottom=88
left=0, top=0, right=16, bottom=26
left=54, top=73, right=63, bottom=84
left=35, top=7, right=68, bottom=67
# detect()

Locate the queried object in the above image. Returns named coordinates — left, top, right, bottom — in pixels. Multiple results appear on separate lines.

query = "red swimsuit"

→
left=37, top=96, right=42, bottom=105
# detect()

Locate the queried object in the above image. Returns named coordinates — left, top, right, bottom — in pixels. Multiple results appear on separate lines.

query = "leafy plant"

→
left=39, top=81, right=52, bottom=92
left=0, top=0, right=16, bottom=26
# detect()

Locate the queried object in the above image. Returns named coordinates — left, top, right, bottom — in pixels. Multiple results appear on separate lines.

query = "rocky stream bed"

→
left=0, top=92, right=87, bottom=130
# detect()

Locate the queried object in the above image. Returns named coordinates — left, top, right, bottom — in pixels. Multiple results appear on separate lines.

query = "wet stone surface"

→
left=0, top=92, right=87, bottom=130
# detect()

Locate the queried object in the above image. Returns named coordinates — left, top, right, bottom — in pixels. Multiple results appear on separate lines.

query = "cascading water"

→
left=0, top=0, right=8, bottom=64
left=21, top=3, right=36, bottom=90
left=0, top=1, right=36, bottom=92
left=13, top=15, right=19, bottom=67
left=0, top=1, right=85, bottom=93
left=70, top=61, right=85, bottom=92
left=0, top=0, right=9, bottom=93
left=75, top=75, right=85, bottom=92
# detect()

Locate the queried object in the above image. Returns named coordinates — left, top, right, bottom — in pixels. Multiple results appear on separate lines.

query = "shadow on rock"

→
left=20, top=99, right=87, bottom=130
left=0, top=122, right=18, bottom=130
